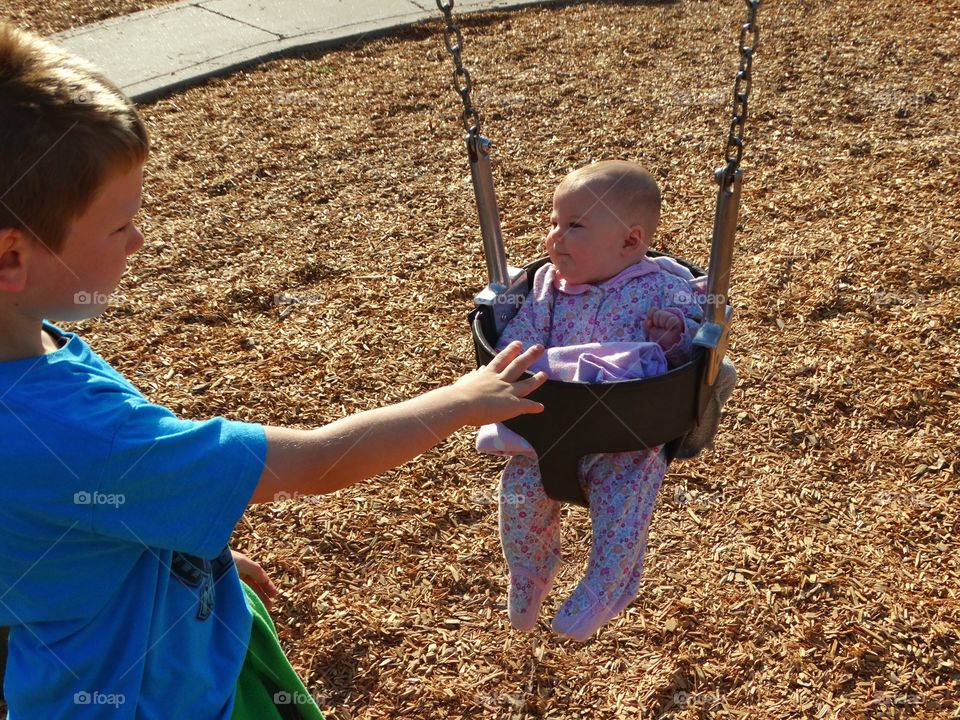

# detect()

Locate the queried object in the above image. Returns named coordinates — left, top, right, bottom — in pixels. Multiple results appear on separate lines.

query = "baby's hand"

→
left=645, top=309, right=683, bottom=351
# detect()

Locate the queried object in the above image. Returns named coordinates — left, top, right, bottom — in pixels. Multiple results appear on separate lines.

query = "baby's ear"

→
left=622, top=225, right=649, bottom=256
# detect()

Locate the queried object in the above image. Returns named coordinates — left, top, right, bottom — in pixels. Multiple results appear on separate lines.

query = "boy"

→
left=0, top=24, right=546, bottom=719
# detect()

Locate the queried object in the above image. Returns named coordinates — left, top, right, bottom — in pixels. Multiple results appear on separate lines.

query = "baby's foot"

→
left=607, top=568, right=643, bottom=616
left=552, top=582, right=618, bottom=642
left=507, top=566, right=558, bottom=632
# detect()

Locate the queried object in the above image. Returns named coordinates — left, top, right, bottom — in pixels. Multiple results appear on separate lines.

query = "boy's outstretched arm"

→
left=250, top=342, right=546, bottom=504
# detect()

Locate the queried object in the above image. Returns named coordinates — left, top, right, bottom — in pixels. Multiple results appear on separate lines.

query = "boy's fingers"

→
left=235, top=555, right=279, bottom=599
left=515, top=372, right=548, bottom=400
left=250, top=569, right=278, bottom=597
left=251, top=582, right=274, bottom=610
left=515, top=397, right=545, bottom=415
left=487, top=341, right=523, bottom=373
left=501, top=344, right=544, bottom=380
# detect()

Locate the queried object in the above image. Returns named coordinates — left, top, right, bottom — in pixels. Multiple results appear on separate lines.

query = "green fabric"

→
left=231, top=582, right=325, bottom=720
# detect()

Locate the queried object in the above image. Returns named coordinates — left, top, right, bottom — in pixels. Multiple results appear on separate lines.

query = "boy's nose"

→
left=126, top=225, right=145, bottom=255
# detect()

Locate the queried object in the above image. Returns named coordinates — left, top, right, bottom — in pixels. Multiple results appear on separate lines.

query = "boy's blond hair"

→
left=0, top=24, right=149, bottom=252
left=560, top=160, right=661, bottom=242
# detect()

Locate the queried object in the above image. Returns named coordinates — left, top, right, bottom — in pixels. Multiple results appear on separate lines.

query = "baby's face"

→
left=546, top=181, right=637, bottom=285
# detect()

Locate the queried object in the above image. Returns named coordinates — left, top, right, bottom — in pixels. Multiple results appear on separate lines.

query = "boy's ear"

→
left=0, top=227, right=30, bottom=293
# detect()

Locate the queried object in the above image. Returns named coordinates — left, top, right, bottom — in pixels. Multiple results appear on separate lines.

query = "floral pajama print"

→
left=493, top=259, right=701, bottom=640
left=500, top=450, right=667, bottom=640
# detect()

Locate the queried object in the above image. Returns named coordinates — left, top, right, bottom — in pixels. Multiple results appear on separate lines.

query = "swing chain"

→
left=721, top=0, right=761, bottom=186
left=436, top=0, right=482, bottom=136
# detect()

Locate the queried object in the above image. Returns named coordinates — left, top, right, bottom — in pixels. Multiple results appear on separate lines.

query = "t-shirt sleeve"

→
left=91, top=401, right=267, bottom=559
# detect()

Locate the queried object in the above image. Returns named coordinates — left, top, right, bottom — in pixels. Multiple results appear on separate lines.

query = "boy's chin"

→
left=51, top=304, right=110, bottom=322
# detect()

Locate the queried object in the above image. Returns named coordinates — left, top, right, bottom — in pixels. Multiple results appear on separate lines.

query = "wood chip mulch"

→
left=7, top=0, right=960, bottom=718
left=2, top=0, right=173, bottom=36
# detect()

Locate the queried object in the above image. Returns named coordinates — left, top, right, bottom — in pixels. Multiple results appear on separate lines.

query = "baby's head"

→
left=0, top=24, right=149, bottom=319
left=546, top=160, right=661, bottom=285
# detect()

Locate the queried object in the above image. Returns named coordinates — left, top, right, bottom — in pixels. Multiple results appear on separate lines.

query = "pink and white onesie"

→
left=477, top=256, right=702, bottom=640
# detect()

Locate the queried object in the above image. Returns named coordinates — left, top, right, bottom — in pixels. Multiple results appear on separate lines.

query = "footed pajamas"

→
left=485, top=257, right=701, bottom=640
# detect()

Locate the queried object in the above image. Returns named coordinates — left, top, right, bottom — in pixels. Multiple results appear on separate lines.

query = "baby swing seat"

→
left=470, top=256, right=710, bottom=506
left=436, top=0, right=759, bottom=507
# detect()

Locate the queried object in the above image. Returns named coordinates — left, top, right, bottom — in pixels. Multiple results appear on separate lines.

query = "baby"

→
left=478, top=160, right=703, bottom=641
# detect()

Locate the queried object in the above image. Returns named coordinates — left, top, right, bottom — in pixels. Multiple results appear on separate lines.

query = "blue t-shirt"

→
left=0, top=324, right=268, bottom=718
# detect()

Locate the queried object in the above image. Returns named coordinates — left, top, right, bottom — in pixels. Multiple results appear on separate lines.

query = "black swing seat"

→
left=470, top=254, right=710, bottom=508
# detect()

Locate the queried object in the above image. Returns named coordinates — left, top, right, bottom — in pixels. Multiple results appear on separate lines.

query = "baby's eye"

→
left=569, top=222, right=582, bottom=229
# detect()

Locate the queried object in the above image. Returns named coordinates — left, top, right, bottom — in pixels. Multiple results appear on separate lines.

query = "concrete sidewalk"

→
left=53, top=0, right=564, bottom=103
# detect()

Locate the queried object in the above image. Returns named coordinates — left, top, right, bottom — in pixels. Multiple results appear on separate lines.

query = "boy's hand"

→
left=645, top=309, right=683, bottom=351
left=231, top=550, right=279, bottom=612
left=453, top=341, right=547, bottom=426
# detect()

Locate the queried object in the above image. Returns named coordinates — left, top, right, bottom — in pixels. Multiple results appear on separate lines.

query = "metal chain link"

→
left=437, top=0, right=757, bottom=179
left=436, top=0, right=482, bottom=136
left=721, top=0, right=761, bottom=185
